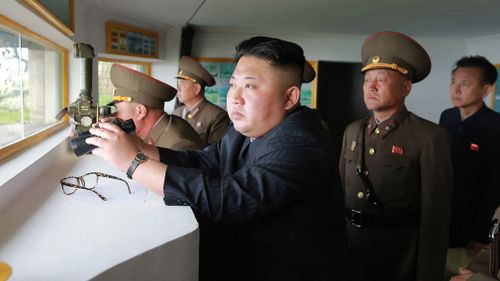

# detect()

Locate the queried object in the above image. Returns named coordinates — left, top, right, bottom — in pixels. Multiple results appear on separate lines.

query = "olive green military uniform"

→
left=341, top=108, right=453, bottom=281
left=110, top=64, right=203, bottom=150
left=174, top=56, right=230, bottom=146
left=145, top=114, right=202, bottom=150
left=340, top=31, right=453, bottom=281
left=173, top=98, right=229, bottom=146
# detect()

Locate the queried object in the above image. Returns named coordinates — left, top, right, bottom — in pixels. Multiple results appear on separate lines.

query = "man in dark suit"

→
left=339, top=31, right=453, bottom=281
left=87, top=37, right=351, bottom=281
left=173, top=56, right=230, bottom=146
left=440, top=55, right=500, bottom=276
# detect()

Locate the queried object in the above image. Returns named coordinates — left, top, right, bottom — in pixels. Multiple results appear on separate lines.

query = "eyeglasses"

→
left=60, top=172, right=131, bottom=201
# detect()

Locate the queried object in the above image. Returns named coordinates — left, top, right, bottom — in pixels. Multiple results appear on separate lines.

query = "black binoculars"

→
left=69, top=119, right=135, bottom=157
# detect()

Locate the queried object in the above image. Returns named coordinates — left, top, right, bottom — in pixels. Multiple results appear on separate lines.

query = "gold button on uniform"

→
left=369, top=148, right=376, bottom=155
left=357, top=192, right=364, bottom=199
left=375, top=127, right=380, bottom=134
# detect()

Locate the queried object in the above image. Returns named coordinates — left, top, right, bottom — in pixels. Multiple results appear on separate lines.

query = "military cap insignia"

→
left=372, top=56, right=380, bottom=64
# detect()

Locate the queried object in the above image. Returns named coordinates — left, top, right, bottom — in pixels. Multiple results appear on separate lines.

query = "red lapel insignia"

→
left=391, top=145, right=404, bottom=155
left=470, top=143, right=479, bottom=151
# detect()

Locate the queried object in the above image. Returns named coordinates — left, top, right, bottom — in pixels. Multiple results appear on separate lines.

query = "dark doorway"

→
left=316, top=61, right=369, bottom=164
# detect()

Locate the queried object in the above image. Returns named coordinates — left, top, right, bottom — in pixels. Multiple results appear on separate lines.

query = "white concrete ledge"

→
left=0, top=142, right=199, bottom=281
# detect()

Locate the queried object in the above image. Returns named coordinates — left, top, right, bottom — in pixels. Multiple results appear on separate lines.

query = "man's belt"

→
left=345, top=208, right=420, bottom=229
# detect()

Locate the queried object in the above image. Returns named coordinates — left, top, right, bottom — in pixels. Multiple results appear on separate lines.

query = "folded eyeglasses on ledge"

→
left=60, top=172, right=131, bottom=201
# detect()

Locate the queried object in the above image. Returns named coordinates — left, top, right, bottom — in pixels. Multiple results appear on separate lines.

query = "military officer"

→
left=339, top=31, right=453, bottom=281
left=109, top=64, right=203, bottom=150
left=173, top=56, right=230, bottom=146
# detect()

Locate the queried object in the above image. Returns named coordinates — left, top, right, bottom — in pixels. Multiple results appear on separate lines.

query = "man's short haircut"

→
left=234, top=36, right=274, bottom=62
left=452, top=55, right=498, bottom=85
left=236, top=37, right=305, bottom=86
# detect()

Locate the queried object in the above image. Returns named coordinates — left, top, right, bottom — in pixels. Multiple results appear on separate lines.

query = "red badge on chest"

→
left=470, top=143, right=479, bottom=151
left=391, top=145, right=404, bottom=156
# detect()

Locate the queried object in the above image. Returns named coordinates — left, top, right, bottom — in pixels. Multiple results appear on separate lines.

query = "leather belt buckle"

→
left=350, top=209, right=363, bottom=228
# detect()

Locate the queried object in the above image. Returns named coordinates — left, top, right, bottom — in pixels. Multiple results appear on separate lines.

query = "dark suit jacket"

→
left=340, top=107, right=453, bottom=281
left=159, top=106, right=351, bottom=281
left=439, top=104, right=500, bottom=247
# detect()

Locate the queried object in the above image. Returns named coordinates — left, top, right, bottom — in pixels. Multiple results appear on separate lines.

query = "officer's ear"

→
left=402, top=79, right=412, bottom=98
left=194, top=83, right=202, bottom=96
left=135, top=104, right=148, bottom=120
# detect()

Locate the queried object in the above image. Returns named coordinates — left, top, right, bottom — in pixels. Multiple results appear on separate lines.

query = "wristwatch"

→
left=126, top=152, right=149, bottom=179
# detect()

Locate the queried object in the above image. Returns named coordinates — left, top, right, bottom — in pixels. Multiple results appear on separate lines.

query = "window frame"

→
left=0, top=13, right=68, bottom=162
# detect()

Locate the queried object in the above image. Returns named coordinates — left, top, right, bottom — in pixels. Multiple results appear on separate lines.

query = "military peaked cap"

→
left=176, top=56, right=216, bottom=87
left=110, top=64, right=177, bottom=108
left=361, top=31, right=431, bottom=83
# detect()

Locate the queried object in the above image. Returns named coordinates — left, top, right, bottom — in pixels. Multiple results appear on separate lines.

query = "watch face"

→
left=136, top=152, right=148, bottom=162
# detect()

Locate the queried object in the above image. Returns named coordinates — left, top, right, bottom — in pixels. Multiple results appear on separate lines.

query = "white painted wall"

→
left=466, top=34, right=500, bottom=62
left=192, top=28, right=469, bottom=123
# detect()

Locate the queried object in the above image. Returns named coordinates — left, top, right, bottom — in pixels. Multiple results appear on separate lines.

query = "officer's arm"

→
left=208, top=112, right=230, bottom=145
left=416, top=128, right=453, bottom=281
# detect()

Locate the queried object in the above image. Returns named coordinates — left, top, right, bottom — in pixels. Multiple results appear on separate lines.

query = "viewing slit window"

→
left=0, top=18, right=66, bottom=153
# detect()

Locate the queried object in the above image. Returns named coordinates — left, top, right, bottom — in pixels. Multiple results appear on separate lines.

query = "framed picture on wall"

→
left=105, top=21, right=159, bottom=59
left=491, top=64, right=500, bottom=113
left=196, top=58, right=318, bottom=109
left=20, top=0, right=75, bottom=36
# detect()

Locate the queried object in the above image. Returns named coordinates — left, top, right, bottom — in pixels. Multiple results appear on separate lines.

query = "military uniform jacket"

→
left=340, top=107, right=453, bottom=281
left=159, top=106, right=350, bottom=281
left=144, top=114, right=203, bottom=150
left=439, top=104, right=500, bottom=247
left=173, top=98, right=230, bottom=146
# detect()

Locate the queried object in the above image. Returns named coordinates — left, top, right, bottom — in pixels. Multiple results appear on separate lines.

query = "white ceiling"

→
left=86, top=0, right=500, bottom=38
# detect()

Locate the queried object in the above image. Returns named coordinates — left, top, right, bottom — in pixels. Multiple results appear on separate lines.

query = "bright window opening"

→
left=0, top=14, right=67, bottom=161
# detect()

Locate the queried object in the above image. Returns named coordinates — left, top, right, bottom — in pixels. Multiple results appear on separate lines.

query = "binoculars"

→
left=69, top=119, right=135, bottom=157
